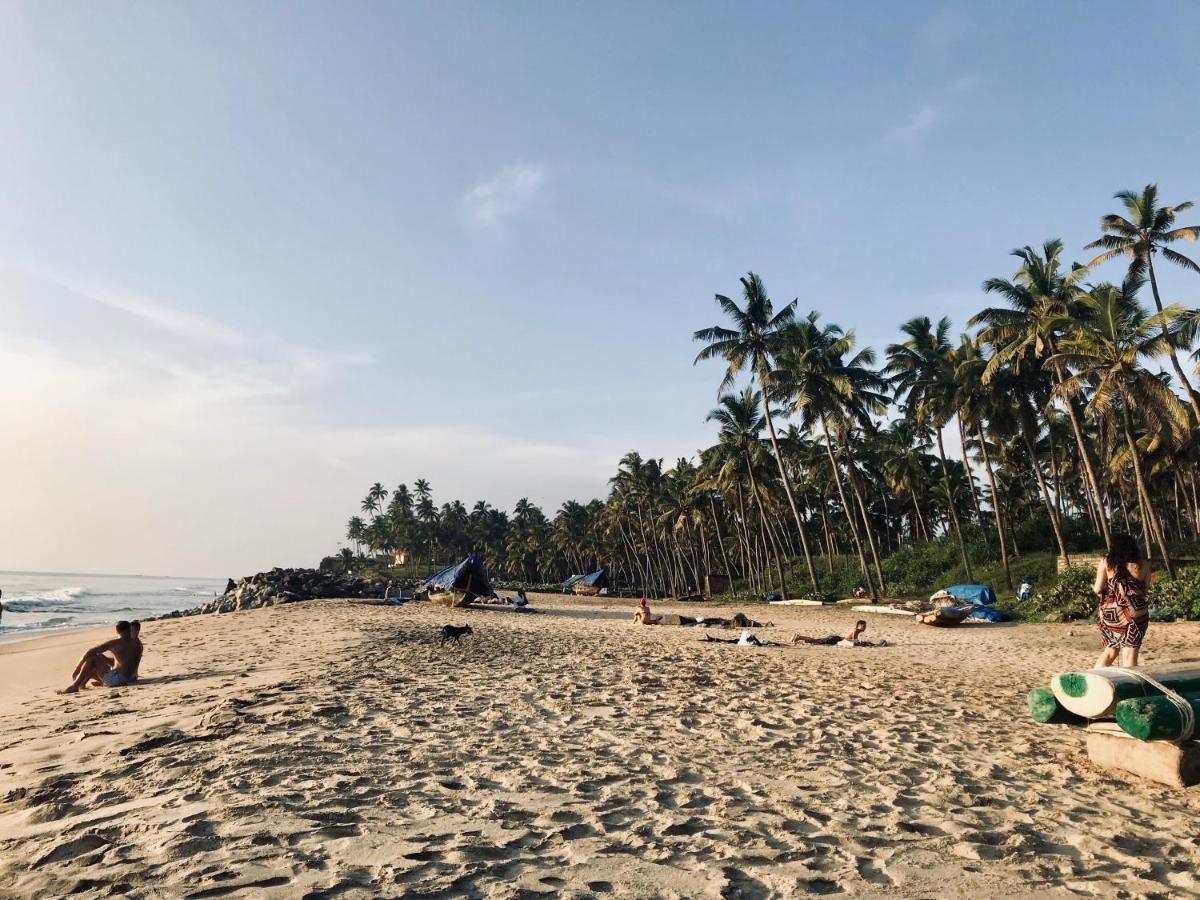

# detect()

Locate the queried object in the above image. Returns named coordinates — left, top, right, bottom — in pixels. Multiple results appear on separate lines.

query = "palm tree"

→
left=1085, top=184, right=1200, bottom=419
left=972, top=240, right=1111, bottom=546
left=953, top=334, right=1013, bottom=588
left=706, top=388, right=788, bottom=595
left=772, top=312, right=889, bottom=598
left=693, top=273, right=819, bottom=590
left=1051, top=279, right=1190, bottom=576
left=885, top=316, right=974, bottom=580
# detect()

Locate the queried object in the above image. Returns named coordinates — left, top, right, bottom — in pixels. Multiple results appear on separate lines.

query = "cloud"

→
left=918, top=5, right=968, bottom=50
left=885, top=75, right=977, bottom=145
left=0, top=267, right=629, bottom=575
left=887, top=103, right=943, bottom=144
left=462, top=162, right=546, bottom=226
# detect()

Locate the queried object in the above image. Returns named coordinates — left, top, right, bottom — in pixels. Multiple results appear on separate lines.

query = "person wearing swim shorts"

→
left=60, top=620, right=143, bottom=693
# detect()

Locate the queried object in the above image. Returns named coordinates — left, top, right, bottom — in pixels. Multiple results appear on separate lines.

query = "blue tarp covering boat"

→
left=424, top=555, right=494, bottom=606
left=944, top=584, right=998, bottom=606
left=565, top=568, right=608, bottom=594
left=942, top=583, right=1008, bottom=622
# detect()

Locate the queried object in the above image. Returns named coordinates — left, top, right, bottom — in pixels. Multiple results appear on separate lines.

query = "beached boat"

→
left=423, top=555, right=495, bottom=608
left=915, top=603, right=973, bottom=627
left=564, top=568, right=608, bottom=596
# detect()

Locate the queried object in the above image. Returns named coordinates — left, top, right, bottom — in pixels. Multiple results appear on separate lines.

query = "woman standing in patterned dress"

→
left=1093, top=533, right=1153, bottom=668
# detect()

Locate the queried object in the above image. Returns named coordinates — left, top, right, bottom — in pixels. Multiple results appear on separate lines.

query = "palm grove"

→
left=334, top=185, right=1200, bottom=601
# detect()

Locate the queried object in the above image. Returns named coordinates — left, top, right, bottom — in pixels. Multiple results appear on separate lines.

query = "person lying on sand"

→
left=791, top=620, right=879, bottom=647
left=701, top=630, right=779, bottom=647
left=697, top=612, right=772, bottom=629
left=632, top=598, right=661, bottom=625
left=60, top=620, right=143, bottom=693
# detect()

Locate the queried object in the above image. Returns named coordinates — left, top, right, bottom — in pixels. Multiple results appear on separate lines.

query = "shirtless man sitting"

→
left=791, top=619, right=872, bottom=646
left=632, top=598, right=661, bottom=625
left=60, top=620, right=143, bottom=693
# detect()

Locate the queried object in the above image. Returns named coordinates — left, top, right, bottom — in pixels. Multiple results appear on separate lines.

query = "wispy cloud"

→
left=918, top=5, right=968, bottom=50
left=885, top=74, right=978, bottom=145
left=462, top=162, right=546, bottom=226
left=0, top=267, right=624, bottom=574
left=887, top=103, right=943, bottom=144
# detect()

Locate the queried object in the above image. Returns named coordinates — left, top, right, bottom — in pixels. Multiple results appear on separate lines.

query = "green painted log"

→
left=1114, top=693, right=1200, bottom=742
left=1051, top=667, right=1200, bottom=718
left=1027, top=687, right=1086, bottom=725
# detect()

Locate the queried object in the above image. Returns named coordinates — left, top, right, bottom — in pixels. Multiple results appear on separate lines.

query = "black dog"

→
left=439, top=624, right=473, bottom=646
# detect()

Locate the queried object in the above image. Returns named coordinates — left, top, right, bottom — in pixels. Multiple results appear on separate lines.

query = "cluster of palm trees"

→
left=337, top=184, right=1200, bottom=599
left=343, top=478, right=608, bottom=585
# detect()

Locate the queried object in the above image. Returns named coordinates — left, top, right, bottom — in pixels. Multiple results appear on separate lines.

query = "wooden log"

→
left=1086, top=723, right=1200, bottom=788
left=1026, top=687, right=1086, bottom=725
left=1051, top=666, right=1200, bottom=718
left=1114, top=693, right=1200, bottom=742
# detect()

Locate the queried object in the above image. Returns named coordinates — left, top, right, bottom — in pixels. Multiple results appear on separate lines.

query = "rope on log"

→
left=1110, top=667, right=1197, bottom=743
left=1115, top=694, right=1200, bottom=742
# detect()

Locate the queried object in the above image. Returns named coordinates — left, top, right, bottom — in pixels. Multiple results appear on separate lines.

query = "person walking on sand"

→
left=1094, top=532, right=1152, bottom=669
left=60, top=620, right=143, bottom=693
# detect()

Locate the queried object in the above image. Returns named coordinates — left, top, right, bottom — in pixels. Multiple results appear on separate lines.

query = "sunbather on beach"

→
left=791, top=620, right=869, bottom=646
left=60, top=620, right=144, bottom=693
left=632, top=598, right=661, bottom=625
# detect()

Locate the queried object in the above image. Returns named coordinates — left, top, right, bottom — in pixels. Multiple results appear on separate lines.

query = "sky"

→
left=1, top=2, right=1198, bottom=576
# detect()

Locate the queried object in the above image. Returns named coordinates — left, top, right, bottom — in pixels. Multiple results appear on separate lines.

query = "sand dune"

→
left=1, top=597, right=1199, bottom=898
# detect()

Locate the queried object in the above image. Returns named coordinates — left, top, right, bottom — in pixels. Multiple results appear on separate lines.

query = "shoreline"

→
left=2, top=596, right=1199, bottom=896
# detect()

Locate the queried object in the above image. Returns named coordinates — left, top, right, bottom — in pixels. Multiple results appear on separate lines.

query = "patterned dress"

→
left=1098, top=566, right=1150, bottom=649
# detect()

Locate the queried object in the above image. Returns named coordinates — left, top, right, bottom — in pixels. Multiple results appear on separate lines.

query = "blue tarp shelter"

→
left=943, top=583, right=1008, bottom=622
left=424, top=555, right=494, bottom=600
left=565, top=568, right=608, bottom=592
left=944, top=584, right=997, bottom=606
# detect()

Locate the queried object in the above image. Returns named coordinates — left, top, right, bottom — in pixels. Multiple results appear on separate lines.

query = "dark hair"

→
left=856, top=620, right=867, bottom=628
left=130, top=620, right=141, bottom=632
left=1105, top=533, right=1141, bottom=573
left=116, top=620, right=132, bottom=636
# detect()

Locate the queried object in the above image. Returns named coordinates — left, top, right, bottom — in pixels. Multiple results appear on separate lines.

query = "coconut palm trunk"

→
left=974, top=423, right=1012, bottom=590
left=956, top=415, right=985, bottom=530
left=933, top=425, right=974, bottom=581
left=1019, top=427, right=1070, bottom=564
left=744, top=458, right=787, bottom=597
left=819, top=417, right=872, bottom=593
left=707, top=494, right=737, bottom=597
left=840, top=445, right=886, bottom=597
left=1120, top=398, right=1175, bottom=577
left=756, top=374, right=819, bottom=591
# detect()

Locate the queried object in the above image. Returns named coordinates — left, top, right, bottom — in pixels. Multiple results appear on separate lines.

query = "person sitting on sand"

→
left=632, top=598, right=661, bottom=625
left=60, top=620, right=143, bottom=693
left=792, top=620, right=871, bottom=646
left=513, top=588, right=529, bottom=611
left=128, top=620, right=144, bottom=682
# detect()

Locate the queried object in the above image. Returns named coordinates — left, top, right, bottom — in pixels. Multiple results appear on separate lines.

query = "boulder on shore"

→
left=157, top=568, right=382, bottom=618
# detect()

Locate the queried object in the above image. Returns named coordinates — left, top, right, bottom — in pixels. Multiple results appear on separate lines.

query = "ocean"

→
left=0, top=571, right=226, bottom=642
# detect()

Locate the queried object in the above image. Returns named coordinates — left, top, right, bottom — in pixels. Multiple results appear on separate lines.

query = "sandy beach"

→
left=2, top=597, right=1199, bottom=898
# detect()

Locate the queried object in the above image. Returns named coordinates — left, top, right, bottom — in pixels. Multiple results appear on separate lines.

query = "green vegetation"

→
left=330, top=184, right=1200, bottom=615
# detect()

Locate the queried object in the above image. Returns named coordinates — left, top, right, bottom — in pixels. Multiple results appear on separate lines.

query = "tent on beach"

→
left=564, top=568, right=608, bottom=596
left=423, top=555, right=495, bottom=608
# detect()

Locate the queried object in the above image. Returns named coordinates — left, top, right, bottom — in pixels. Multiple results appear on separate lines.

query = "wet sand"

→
left=1, top=596, right=1198, bottom=898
